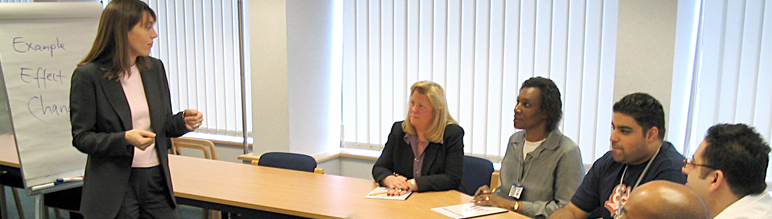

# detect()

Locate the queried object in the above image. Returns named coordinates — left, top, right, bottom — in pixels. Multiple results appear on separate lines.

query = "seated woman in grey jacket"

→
left=472, top=77, right=585, bottom=218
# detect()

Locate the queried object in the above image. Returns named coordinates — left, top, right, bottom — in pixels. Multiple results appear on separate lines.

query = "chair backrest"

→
left=171, top=138, right=217, bottom=160
left=256, top=152, right=321, bottom=173
left=461, top=155, right=494, bottom=196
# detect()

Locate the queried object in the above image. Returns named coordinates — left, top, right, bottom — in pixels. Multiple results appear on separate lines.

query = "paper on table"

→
left=431, top=203, right=508, bottom=219
left=364, top=187, right=412, bottom=200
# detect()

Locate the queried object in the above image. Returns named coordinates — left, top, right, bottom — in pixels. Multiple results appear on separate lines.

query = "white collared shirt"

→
left=713, top=191, right=772, bottom=219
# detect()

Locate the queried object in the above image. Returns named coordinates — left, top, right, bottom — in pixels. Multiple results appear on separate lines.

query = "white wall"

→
left=249, top=0, right=337, bottom=155
left=249, top=0, right=290, bottom=154
left=613, top=0, right=678, bottom=124
left=285, top=0, right=337, bottom=155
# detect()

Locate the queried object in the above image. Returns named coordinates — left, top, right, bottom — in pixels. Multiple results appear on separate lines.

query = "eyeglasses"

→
left=683, top=158, right=720, bottom=170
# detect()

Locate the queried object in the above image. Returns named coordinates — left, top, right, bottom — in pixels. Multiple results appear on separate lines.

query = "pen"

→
left=368, top=191, right=389, bottom=196
left=56, top=177, right=84, bottom=183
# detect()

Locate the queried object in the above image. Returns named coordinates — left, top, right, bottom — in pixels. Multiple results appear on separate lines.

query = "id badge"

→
left=509, top=184, right=524, bottom=200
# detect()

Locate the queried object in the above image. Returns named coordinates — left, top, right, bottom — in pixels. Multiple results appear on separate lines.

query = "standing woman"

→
left=472, top=77, right=584, bottom=218
left=372, top=81, right=464, bottom=196
left=69, top=0, right=203, bottom=218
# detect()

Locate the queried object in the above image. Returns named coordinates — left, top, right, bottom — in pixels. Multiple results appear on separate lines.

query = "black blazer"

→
left=372, top=121, right=465, bottom=192
left=69, top=57, right=188, bottom=219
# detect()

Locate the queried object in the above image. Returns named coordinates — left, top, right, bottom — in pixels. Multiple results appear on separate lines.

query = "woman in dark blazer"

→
left=372, top=81, right=464, bottom=196
left=69, top=0, right=203, bottom=218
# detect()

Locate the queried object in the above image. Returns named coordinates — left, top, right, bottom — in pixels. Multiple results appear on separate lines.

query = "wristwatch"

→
left=513, top=201, right=520, bottom=212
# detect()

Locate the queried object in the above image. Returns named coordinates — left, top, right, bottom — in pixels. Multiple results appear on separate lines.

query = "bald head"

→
left=620, top=181, right=709, bottom=219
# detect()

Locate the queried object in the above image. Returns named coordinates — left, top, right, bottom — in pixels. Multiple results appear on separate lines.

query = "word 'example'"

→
left=13, top=37, right=67, bottom=57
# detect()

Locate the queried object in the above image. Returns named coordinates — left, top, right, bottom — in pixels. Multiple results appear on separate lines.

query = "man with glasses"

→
left=548, top=93, right=687, bottom=219
left=682, top=123, right=772, bottom=218
left=616, top=180, right=709, bottom=219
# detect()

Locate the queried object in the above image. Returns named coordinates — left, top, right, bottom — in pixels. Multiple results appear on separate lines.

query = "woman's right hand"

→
left=473, top=185, right=492, bottom=197
left=383, top=175, right=410, bottom=190
left=125, top=129, right=156, bottom=150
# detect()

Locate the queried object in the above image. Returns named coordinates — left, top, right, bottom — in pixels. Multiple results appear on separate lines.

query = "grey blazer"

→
left=69, top=57, right=189, bottom=219
left=496, top=129, right=585, bottom=218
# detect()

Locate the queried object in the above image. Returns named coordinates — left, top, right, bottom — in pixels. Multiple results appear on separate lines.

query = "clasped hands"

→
left=125, top=109, right=203, bottom=151
left=382, top=174, right=416, bottom=196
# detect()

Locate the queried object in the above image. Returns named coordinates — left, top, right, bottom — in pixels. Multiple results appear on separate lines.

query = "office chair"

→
left=252, top=152, right=324, bottom=174
left=460, top=155, right=495, bottom=196
left=171, top=137, right=220, bottom=219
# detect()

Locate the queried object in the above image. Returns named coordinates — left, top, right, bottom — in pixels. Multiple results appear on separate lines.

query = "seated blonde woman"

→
left=372, top=81, right=464, bottom=196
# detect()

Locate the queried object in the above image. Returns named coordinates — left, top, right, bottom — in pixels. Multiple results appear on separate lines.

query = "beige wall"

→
left=249, top=0, right=336, bottom=155
left=249, top=0, right=290, bottom=154
left=613, top=0, right=678, bottom=125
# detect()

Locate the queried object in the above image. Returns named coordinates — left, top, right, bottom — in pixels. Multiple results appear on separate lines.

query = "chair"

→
left=460, top=155, right=495, bottom=196
left=171, top=137, right=219, bottom=219
left=172, top=137, right=217, bottom=160
left=251, top=152, right=324, bottom=174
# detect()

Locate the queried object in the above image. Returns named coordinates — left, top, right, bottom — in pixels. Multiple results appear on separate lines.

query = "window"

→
left=671, top=0, right=772, bottom=182
left=341, top=0, right=618, bottom=163
left=145, top=0, right=251, bottom=137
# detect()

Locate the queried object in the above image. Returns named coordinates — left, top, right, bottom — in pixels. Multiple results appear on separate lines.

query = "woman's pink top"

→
left=121, top=65, right=160, bottom=168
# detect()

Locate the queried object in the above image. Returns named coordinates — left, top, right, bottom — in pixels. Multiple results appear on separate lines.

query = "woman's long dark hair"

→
left=79, top=0, right=156, bottom=80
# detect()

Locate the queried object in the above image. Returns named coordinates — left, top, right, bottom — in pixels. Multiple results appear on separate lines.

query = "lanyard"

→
left=517, top=141, right=540, bottom=184
left=619, top=143, right=663, bottom=190
left=613, top=144, right=663, bottom=219
left=518, top=156, right=534, bottom=184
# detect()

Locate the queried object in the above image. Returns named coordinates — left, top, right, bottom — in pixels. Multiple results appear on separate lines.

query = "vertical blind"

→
left=1, top=0, right=251, bottom=137
left=679, top=0, right=771, bottom=180
left=145, top=0, right=250, bottom=137
left=341, top=0, right=618, bottom=163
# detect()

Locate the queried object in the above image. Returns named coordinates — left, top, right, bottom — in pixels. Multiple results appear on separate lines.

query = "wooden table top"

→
left=169, top=155, right=527, bottom=219
left=0, top=133, right=19, bottom=168
left=2, top=136, right=525, bottom=218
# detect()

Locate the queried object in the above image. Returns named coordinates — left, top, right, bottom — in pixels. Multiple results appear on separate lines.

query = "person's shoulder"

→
left=444, top=123, right=464, bottom=135
left=76, top=61, right=103, bottom=71
left=556, top=133, right=579, bottom=150
left=508, top=130, right=526, bottom=142
left=147, top=56, right=162, bottom=63
left=74, top=62, right=107, bottom=78
left=391, top=121, right=405, bottom=132
left=589, top=151, right=615, bottom=170
left=147, top=56, right=164, bottom=68
left=656, top=141, right=685, bottom=164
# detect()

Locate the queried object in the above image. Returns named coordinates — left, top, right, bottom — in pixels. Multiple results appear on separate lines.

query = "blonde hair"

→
left=402, top=81, right=457, bottom=143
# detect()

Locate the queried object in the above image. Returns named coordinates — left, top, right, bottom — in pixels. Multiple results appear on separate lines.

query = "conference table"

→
left=1, top=133, right=526, bottom=218
left=0, top=134, right=18, bottom=169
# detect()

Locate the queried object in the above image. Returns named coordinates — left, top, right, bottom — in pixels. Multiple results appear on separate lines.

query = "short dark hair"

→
left=702, top=123, right=770, bottom=197
left=612, top=93, right=666, bottom=139
left=520, top=77, right=562, bottom=132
